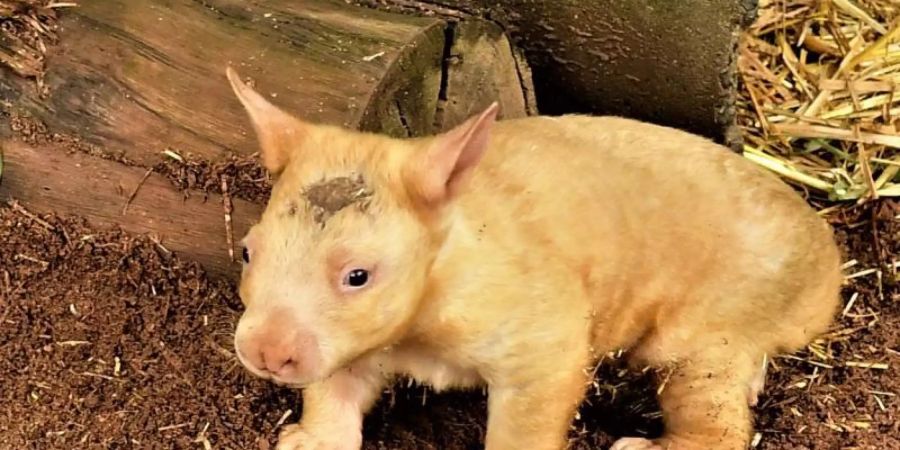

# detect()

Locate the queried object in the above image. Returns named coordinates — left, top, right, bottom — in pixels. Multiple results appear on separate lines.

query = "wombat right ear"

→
left=407, top=102, right=499, bottom=204
left=226, top=67, right=304, bottom=174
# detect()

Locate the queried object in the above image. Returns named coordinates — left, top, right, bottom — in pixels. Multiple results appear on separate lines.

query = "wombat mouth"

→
left=266, top=373, right=311, bottom=389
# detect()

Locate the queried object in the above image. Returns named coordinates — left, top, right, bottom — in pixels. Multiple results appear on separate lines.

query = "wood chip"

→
left=122, top=168, right=154, bottom=215
left=221, top=176, right=234, bottom=262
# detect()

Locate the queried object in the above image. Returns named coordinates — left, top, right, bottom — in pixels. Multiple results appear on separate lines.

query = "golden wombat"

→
left=226, top=68, right=841, bottom=450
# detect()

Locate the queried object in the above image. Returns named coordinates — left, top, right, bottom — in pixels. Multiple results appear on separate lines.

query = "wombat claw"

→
left=747, top=353, right=769, bottom=407
left=610, top=437, right=664, bottom=450
left=275, top=424, right=360, bottom=450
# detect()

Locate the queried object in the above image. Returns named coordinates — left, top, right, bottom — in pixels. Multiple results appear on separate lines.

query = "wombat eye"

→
left=241, top=247, right=251, bottom=264
left=343, top=269, right=369, bottom=288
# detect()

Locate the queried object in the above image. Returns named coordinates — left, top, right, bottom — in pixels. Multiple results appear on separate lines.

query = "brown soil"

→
left=1, top=199, right=897, bottom=450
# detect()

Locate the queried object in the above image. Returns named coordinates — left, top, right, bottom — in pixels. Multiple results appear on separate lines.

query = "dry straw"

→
left=739, top=0, right=900, bottom=203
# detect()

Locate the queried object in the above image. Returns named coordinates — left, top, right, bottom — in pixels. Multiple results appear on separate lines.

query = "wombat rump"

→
left=225, top=67, right=841, bottom=450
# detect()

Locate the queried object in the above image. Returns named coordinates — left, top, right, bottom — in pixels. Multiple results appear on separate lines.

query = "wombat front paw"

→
left=275, top=424, right=362, bottom=450
left=609, top=437, right=664, bottom=450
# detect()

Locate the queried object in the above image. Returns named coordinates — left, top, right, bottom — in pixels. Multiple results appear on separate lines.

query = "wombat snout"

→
left=234, top=312, right=322, bottom=383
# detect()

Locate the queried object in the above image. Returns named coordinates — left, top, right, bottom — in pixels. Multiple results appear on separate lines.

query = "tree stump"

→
left=0, top=0, right=535, bottom=277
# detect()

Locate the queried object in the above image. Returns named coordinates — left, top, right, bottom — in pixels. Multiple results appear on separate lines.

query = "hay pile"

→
left=739, top=0, right=900, bottom=207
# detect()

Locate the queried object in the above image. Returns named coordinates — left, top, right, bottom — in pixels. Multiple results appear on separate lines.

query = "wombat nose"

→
left=235, top=320, right=321, bottom=380
left=260, top=346, right=298, bottom=375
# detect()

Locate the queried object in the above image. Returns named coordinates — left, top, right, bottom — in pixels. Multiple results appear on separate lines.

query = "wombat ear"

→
left=226, top=67, right=304, bottom=174
left=408, top=102, right=500, bottom=204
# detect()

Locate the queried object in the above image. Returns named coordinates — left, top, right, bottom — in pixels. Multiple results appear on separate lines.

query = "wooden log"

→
left=0, top=139, right=260, bottom=278
left=0, top=0, right=536, bottom=278
left=0, top=0, right=535, bottom=167
left=354, top=0, right=758, bottom=146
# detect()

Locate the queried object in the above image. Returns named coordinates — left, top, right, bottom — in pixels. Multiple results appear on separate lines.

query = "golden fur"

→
left=226, top=68, right=842, bottom=450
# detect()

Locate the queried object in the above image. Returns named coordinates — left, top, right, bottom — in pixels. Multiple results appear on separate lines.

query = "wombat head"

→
left=226, top=68, right=498, bottom=386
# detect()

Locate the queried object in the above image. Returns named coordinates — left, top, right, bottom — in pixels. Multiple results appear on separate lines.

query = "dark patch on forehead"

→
left=285, top=201, right=298, bottom=217
left=302, top=174, right=373, bottom=226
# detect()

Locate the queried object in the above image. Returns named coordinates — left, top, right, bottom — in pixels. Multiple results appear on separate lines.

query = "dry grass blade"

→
left=847, top=22, right=900, bottom=67
left=743, top=145, right=833, bottom=191
left=771, top=122, right=900, bottom=147
left=833, top=0, right=888, bottom=35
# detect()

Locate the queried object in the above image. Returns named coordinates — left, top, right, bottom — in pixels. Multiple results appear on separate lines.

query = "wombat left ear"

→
left=226, top=67, right=305, bottom=174
left=407, top=102, right=500, bottom=204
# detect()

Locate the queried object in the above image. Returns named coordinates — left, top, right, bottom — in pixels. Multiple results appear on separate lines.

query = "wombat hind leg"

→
left=652, top=349, right=760, bottom=450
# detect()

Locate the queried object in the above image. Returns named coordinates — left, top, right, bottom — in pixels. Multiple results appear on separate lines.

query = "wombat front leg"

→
left=484, top=362, right=589, bottom=450
left=276, top=367, right=385, bottom=450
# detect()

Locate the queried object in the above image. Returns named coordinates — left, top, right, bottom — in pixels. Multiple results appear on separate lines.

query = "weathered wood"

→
left=355, top=0, right=758, bottom=146
left=0, top=139, right=260, bottom=278
left=0, top=0, right=534, bottom=167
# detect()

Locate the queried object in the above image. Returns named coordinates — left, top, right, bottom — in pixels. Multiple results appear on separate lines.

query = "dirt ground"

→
left=0, top=194, right=897, bottom=450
